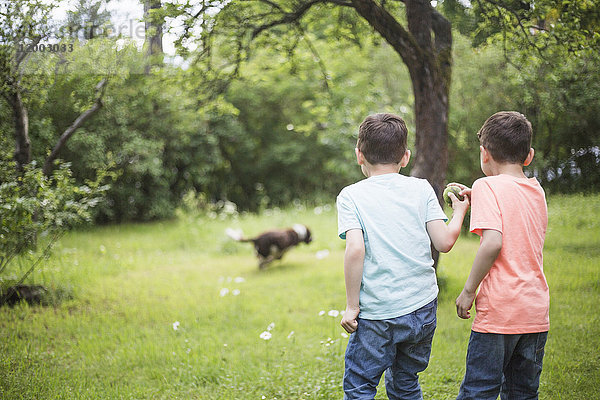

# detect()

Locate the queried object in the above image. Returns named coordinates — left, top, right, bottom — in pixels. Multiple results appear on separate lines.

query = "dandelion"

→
left=267, top=322, right=275, bottom=331
left=260, top=331, right=272, bottom=340
left=328, top=310, right=340, bottom=317
left=319, top=310, right=326, bottom=316
left=219, top=288, right=230, bottom=297
left=172, top=321, right=180, bottom=331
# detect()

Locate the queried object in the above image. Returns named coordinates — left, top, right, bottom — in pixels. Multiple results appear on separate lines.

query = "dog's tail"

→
left=225, top=228, right=252, bottom=242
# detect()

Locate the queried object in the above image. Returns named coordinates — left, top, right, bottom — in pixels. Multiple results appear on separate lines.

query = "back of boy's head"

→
left=357, top=113, right=407, bottom=165
left=478, top=111, right=533, bottom=164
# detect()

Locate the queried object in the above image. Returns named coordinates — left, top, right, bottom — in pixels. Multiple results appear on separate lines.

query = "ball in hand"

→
left=443, top=185, right=464, bottom=206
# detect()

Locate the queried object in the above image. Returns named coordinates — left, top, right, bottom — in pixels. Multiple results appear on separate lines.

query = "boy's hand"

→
left=448, top=191, right=470, bottom=215
left=341, top=306, right=360, bottom=333
left=447, top=182, right=472, bottom=202
left=456, top=288, right=476, bottom=319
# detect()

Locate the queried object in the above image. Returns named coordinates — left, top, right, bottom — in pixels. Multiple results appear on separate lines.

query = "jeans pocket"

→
left=534, top=332, right=548, bottom=367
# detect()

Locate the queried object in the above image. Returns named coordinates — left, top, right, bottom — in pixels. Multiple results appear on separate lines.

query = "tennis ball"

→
left=443, top=185, right=463, bottom=206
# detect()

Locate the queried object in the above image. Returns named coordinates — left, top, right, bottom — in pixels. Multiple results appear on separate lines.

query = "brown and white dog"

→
left=226, top=224, right=312, bottom=269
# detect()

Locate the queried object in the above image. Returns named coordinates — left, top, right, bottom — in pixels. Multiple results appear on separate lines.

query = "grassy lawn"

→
left=1, top=194, right=599, bottom=399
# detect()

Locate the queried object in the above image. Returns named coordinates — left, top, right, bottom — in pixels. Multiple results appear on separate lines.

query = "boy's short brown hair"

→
left=477, top=111, right=533, bottom=164
left=357, top=113, right=408, bottom=165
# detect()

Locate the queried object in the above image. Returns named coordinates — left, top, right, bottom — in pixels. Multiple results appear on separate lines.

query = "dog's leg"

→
left=259, top=255, right=275, bottom=269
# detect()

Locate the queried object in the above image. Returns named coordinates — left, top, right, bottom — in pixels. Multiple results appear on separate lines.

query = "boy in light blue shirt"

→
left=337, top=113, right=469, bottom=399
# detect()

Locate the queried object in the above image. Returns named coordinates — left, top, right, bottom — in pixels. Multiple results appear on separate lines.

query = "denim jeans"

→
left=343, top=298, right=437, bottom=400
left=456, top=331, right=548, bottom=400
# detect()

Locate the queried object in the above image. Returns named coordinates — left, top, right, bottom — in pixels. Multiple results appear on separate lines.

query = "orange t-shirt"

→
left=470, top=174, right=549, bottom=334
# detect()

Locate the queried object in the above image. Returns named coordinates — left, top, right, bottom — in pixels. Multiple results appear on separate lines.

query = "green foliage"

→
left=511, top=51, right=600, bottom=193
left=2, top=0, right=598, bottom=226
left=0, top=152, right=113, bottom=290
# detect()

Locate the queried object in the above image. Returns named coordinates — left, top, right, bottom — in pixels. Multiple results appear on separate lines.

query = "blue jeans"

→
left=343, top=298, right=437, bottom=400
left=457, top=331, right=548, bottom=400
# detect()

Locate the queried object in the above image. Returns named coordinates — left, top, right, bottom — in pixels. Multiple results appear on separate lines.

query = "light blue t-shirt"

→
left=336, top=173, right=447, bottom=320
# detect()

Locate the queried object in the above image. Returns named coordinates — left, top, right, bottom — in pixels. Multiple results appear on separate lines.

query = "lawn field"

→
left=1, top=194, right=599, bottom=399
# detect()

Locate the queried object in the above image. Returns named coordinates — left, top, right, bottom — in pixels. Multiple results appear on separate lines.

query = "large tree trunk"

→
left=9, top=90, right=31, bottom=171
left=409, top=64, right=450, bottom=198
left=405, top=0, right=452, bottom=199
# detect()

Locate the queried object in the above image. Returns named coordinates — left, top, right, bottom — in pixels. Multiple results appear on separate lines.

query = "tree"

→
left=0, top=0, right=54, bottom=171
left=64, top=0, right=113, bottom=40
left=0, top=0, right=110, bottom=175
left=169, top=0, right=453, bottom=198
left=166, top=0, right=599, bottom=195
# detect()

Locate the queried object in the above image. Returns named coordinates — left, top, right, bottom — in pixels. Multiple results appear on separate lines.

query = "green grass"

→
left=1, top=195, right=599, bottom=399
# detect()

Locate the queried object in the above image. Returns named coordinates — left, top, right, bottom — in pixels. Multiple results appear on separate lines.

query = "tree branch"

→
left=43, top=79, right=108, bottom=176
left=251, top=0, right=326, bottom=39
left=349, top=0, right=419, bottom=67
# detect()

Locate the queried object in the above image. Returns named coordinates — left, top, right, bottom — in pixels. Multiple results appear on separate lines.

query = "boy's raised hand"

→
left=447, top=182, right=472, bottom=202
left=448, top=191, right=470, bottom=214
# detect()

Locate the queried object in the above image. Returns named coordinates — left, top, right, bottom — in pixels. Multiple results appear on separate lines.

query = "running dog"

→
left=226, top=224, right=312, bottom=269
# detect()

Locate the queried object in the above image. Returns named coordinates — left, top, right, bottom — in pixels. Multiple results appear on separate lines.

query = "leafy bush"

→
left=0, top=154, right=112, bottom=303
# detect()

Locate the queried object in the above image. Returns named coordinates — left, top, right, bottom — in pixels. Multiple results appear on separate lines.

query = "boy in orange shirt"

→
left=453, top=111, right=549, bottom=400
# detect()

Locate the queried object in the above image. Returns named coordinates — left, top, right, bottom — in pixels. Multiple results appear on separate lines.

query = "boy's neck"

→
left=362, top=162, right=401, bottom=177
left=487, top=161, right=527, bottom=178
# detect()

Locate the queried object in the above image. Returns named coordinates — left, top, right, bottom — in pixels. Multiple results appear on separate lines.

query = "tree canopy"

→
left=0, top=0, right=598, bottom=226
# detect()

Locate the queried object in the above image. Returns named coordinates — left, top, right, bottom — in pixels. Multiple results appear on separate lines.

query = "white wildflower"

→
left=267, top=322, right=275, bottom=331
left=328, top=310, right=340, bottom=317
left=287, top=331, right=295, bottom=339
left=260, top=331, right=272, bottom=340
left=232, top=289, right=240, bottom=296
left=219, top=288, right=230, bottom=297
left=318, top=310, right=326, bottom=316
left=234, top=277, right=246, bottom=283
left=172, top=321, right=180, bottom=330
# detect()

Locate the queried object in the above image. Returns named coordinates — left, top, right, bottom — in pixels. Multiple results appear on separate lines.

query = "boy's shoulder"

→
left=337, top=174, right=434, bottom=204
left=340, top=174, right=430, bottom=192
left=473, top=175, right=546, bottom=203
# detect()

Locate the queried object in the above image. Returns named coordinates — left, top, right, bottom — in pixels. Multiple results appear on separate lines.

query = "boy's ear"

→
left=400, top=150, right=411, bottom=167
left=355, top=147, right=365, bottom=165
left=480, top=145, right=490, bottom=163
left=523, top=148, right=535, bottom=166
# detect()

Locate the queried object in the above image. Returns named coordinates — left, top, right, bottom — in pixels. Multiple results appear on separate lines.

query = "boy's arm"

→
left=426, top=192, right=470, bottom=253
left=456, top=229, right=503, bottom=319
left=340, top=228, right=365, bottom=334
